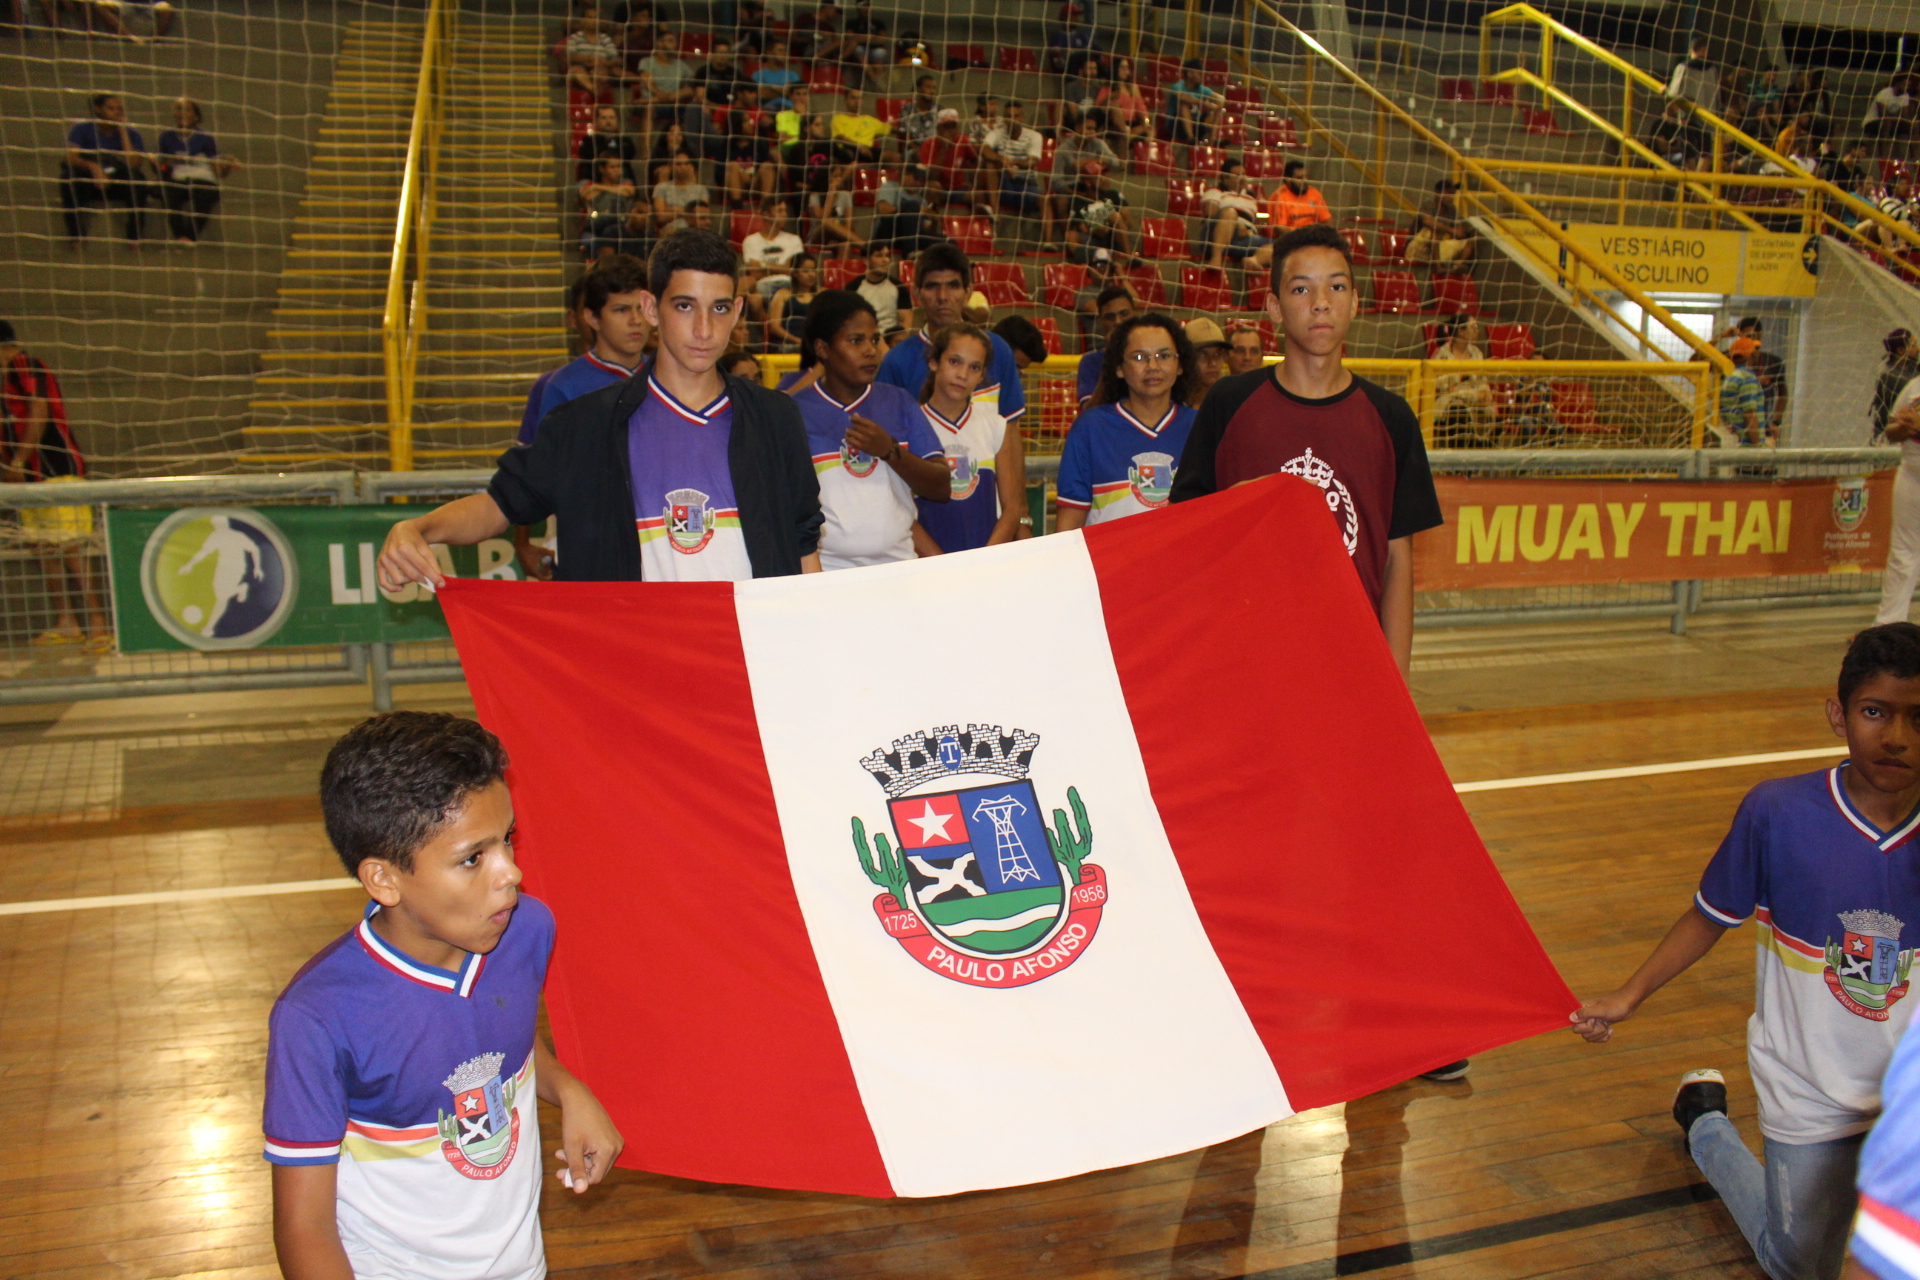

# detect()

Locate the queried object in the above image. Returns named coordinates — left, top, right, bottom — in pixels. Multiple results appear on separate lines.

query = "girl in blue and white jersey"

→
left=914, top=323, right=1030, bottom=552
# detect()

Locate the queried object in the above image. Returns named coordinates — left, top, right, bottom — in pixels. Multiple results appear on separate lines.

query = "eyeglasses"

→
left=1124, top=350, right=1178, bottom=366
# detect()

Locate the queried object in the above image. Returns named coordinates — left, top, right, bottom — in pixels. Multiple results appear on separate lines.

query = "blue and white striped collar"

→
left=647, top=374, right=730, bottom=425
left=1828, top=764, right=1920, bottom=852
left=356, top=901, right=485, bottom=997
left=1117, top=401, right=1177, bottom=439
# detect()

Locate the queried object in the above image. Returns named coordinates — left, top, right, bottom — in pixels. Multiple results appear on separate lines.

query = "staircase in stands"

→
left=245, top=14, right=562, bottom=468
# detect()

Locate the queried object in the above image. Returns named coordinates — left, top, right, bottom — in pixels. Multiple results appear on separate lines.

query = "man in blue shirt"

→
left=1159, top=60, right=1221, bottom=146
left=1077, top=284, right=1136, bottom=407
left=60, top=93, right=154, bottom=242
left=875, top=242, right=1026, bottom=426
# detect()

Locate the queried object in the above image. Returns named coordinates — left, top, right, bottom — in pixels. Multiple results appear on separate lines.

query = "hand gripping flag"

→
left=438, top=475, right=1575, bottom=1199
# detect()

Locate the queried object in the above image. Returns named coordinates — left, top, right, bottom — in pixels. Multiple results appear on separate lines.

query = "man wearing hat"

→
left=1185, top=318, right=1230, bottom=405
left=920, top=108, right=983, bottom=213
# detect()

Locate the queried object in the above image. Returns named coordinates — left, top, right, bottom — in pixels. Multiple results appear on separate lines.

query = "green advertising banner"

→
left=106, top=506, right=529, bottom=653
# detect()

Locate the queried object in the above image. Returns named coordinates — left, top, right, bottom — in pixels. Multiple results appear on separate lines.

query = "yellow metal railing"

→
left=380, top=0, right=450, bottom=473
left=1479, top=2, right=1920, bottom=256
left=1240, top=0, right=1730, bottom=383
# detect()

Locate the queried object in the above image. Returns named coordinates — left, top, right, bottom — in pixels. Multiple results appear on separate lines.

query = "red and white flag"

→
left=439, top=476, right=1574, bottom=1198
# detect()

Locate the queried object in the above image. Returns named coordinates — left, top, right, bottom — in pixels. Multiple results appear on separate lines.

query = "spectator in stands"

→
left=1226, top=321, right=1265, bottom=375
left=1077, top=279, right=1135, bottom=404
left=810, top=177, right=862, bottom=253
left=633, top=28, right=693, bottom=139
left=1873, top=176, right=1917, bottom=252
left=790, top=290, right=949, bottom=569
left=784, top=112, right=837, bottom=196
left=922, top=109, right=984, bottom=213
left=742, top=199, right=803, bottom=272
left=1406, top=178, right=1475, bottom=272
left=1061, top=51, right=1102, bottom=117
left=1511, top=353, right=1560, bottom=443
left=157, top=97, right=235, bottom=245
left=1714, top=316, right=1762, bottom=352
left=983, top=100, right=1045, bottom=217
left=1875, top=329, right=1920, bottom=441
left=1431, top=318, right=1492, bottom=446
left=896, top=74, right=942, bottom=150
left=684, top=200, right=715, bottom=234
left=1050, top=109, right=1120, bottom=244
left=1719, top=343, right=1768, bottom=446
left=1752, top=347, right=1787, bottom=438
left=646, top=118, right=688, bottom=183
left=791, top=0, right=845, bottom=64
left=768, top=252, right=820, bottom=352
left=774, top=84, right=810, bottom=146
left=380, top=229, right=822, bottom=587
left=577, top=104, right=636, bottom=183
left=618, top=0, right=655, bottom=71
left=1268, top=159, right=1332, bottom=231
left=1664, top=34, right=1721, bottom=115
left=723, top=107, right=779, bottom=207
left=566, top=12, right=622, bottom=100
left=652, top=150, right=710, bottom=235
left=580, top=155, right=641, bottom=259
left=1185, top=317, right=1228, bottom=405
left=1773, top=110, right=1820, bottom=170
left=1820, top=139, right=1870, bottom=200
left=1062, top=158, right=1134, bottom=264
left=993, top=315, right=1051, bottom=371
left=832, top=88, right=891, bottom=165
left=1056, top=311, right=1198, bottom=529
left=1159, top=59, right=1221, bottom=147
left=1864, top=72, right=1918, bottom=144
left=1097, top=57, right=1150, bottom=157
left=733, top=0, right=772, bottom=54
left=873, top=164, right=942, bottom=255
left=1046, top=2, right=1093, bottom=74
left=724, top=350, right=763, bottom=381
left=689, top=38, right=754, bottom=160
left=1199, top=158, right=1270, bottom=271
left=0, top=320, right=107, bottom=647
left=912, top=322, right=1029, bottom=551
left=1648, top=96, right=1709, bottom=169
left=526, top=254, right=648, bottom=431
left=1742, top=66, right=1784, bottom=138
left=855, top=244, right=909, bottom=333
left=877, top=242, right=1028, bottom=429
left=60, top=93, right=153, bottom=245
left=753, top=40, right=802, bottom=110
left=844, top=11, right=892, bottom=78
left=967, top=94, right=1003, bottom=151
left=1787, top=68, right=1834, bottom=142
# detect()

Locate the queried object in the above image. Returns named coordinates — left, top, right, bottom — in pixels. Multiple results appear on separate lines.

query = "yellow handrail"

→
left=1243, top=0, right=1731, bottom=378
left=381, top=0, right=448, bottom=473
left=1480, top=2, right=1920, bottom=254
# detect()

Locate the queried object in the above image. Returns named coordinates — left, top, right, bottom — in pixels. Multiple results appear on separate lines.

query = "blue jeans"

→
left=1688, top=1112, right=1862, bottom=1280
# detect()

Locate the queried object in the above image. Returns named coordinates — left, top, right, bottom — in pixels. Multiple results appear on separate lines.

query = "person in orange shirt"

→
left=1267, top=159, right=1332, bottom=230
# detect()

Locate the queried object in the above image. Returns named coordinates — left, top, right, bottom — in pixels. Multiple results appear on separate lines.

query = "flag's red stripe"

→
left=438, top=579, right=893, bottom=1196
left=1084, top=477, right=1575, bottom=1109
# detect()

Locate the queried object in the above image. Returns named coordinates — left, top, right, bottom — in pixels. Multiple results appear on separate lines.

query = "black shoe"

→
left=1672, top=1069, right=1728, bottom=1135
left=1420, top=1058, right=1471, bottom=1082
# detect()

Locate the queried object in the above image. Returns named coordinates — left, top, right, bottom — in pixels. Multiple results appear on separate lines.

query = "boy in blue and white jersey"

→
left=520, top=256, right=649, bottom=443
left=265, top=713, right=621, bottom=1279
left=789, top=290, right=948, bottom=569
left=1851, top=1016, right=1920, bottom=1279
left=913, top=323, right=1026, bottom=552
left=1573, top=623, right=1920, bottom=1280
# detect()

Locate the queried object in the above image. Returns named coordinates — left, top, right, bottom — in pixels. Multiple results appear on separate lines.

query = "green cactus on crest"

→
left=853, top=816, right=911, bottom=906
left=1046, top=786, right=1093, bottom=882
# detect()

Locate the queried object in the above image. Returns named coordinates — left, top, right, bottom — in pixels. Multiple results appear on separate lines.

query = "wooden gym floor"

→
left=0, top=607, right=1878, bottom=1279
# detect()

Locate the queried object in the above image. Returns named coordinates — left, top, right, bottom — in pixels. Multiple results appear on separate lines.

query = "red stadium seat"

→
left=1245, top=280, right=1269, bottom=312
left=852, top=166, right=882, bottom=207
left=1124, top=263, right=1168, bottom=306
left=1223, top=84, right=1263, bottom=111
left=1189, top=144, right=1224, bottom=178
left=996, top=46, right=1039, bottom=73
left=1138, top=85, right=1165, bottom=115
left=1042, top=262, right=1087, bottom=311
left=823, top=258, right=864, bottom=290
left=680, top=31, right=712, bottom=56
left=1367, top=269, right=1423, bottom=314
left=973, top=262, right=1031, bottom=304
left=1552, top=381, right=1601, bottom=432
left=1166, top=178, right=1204, bottom=217
left=1487, top=323, right=1535, bottom=360
left=1430, top=274, right=1483, bottom=315
left=728, top=211, right=764, bottom=248
left=1142, top=55, right=1180, bottom=85
left=898, top=260, right=914, bottom=288
left=1039, top=135, right=1057, bottom=174
left=806, top=64, right=844, bottom=91
left=944, top=215, right=995, bottom=256
left=1241, top=149, right=1283, bottom=179
left=1883, top=158, right=1913, bottom=185
left=1202, top=59, right=1230, bottom=88
left=1034, top=315, right=1064, bottom=355
left=1180, top=265, right=1231, bottom=311
left=1441, top=77, right=1477, bottom=102
left=1132, top=137, right=1173, bottom=175
left=874, top=97, right=904, bottom=124
left=1339, top=227, right=1372, bottom=265
left=1522, top=107, right=1569, bottom=136
left=1482, top=80, right=1516, bottom=106
left=1141, top=216, right=1189, bottom=261
left=947, top=43, right=989, bottom=69
left=1215, top=114, right=1245, bottom=148
left=1379, top=228, right=1413, bottom=260
left=1258, top=115, right=1300, bottom=148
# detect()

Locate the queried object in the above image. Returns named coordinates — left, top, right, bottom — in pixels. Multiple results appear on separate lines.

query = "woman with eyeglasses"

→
left=1054, top=312, right=1198, bottom=530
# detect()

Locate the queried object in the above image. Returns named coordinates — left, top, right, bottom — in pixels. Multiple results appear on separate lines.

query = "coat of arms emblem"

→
left=947, top=449, right=979, bottom=500
left=1824, top=909, right=1914, bottom=1020
left=665, top=487, right=715, bottom=554
left=436, top=1052, right=521, bottom=1179
left=851, top=725, right=1106, bottom=987
left=1128, top=451, right=1176, bottom=509
left=840, top=439, right=880, bottom=478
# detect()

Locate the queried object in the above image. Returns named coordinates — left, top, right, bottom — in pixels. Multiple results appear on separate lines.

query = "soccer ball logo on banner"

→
left=851, top=725, right=1107, bottom=988
left=138, top=507, right=297, bottom=651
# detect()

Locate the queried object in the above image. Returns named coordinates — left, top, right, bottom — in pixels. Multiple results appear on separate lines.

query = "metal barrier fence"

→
left=0, top=449, right=1897, bottom=707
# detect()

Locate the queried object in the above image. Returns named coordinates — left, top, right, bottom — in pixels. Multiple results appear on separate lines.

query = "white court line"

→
left=0, top=877, right=359, bottom=917
left=0, top=747, right=1847, bottom=916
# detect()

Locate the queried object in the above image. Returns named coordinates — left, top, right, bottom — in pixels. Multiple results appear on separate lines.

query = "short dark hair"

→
left=992, top=314, right=1050, bottom=364
left=90, top=92, right=118, bottom=113
left=914, top=240, right=972, bottom=289
left=0, top=320, right=15, bottom=345
left=647, top=227, right=739, bottom=295
left=1095, top=283, right=1134, bottom=311
left=1283, top=159, right=1306, bottom=178
left=1095, top=311, right=1196, bottom=408
left=1268, top=221, right=1352, bottom=293
left=320, top=713, right=510, bottom=876
left=1840, top=623, right=1920, bottom=707
left=580, top=254, right=649, bottom=313
left=799, top=288, right=875, bottom=369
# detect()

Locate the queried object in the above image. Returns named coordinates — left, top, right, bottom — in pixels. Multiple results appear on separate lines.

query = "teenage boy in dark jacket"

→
left=378, top=230, right=822, bottom=587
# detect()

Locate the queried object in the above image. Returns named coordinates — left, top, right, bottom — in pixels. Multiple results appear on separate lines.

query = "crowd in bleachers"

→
left=54, top=90, right=238, bottom=247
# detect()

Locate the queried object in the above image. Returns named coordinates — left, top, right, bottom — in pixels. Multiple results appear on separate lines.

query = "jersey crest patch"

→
left=666, top=487, right=715, bottom=554
left=947, top=450, right=980, bottom=500
left=1129, top=451, right=1176, bottom=509
left=437, top=1053, right=521, bottom=1179
left=850, top=725, right=1107, bottom=988
left=1825, top=910, right=1914, bottom=1020
left=841, top=440, right=881, bottom=479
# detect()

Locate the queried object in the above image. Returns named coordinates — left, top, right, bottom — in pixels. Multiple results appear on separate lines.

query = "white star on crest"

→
left=907, top=800, right=957, bottom=843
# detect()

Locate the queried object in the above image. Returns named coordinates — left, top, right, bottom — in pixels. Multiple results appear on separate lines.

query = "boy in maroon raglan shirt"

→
left=1170, top=221, right=1441, bottom=680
